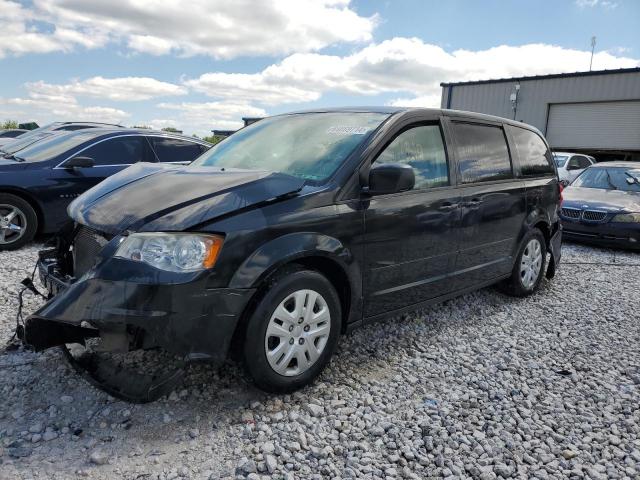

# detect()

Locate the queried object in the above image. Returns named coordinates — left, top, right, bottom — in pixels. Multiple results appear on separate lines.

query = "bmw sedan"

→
left=560, top=162, right=640, bottom=250
left=0, top=129, right=211, bottom=249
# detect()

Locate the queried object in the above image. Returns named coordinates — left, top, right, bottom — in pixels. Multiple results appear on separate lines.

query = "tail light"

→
left=558, top=182, right=564, bottom=206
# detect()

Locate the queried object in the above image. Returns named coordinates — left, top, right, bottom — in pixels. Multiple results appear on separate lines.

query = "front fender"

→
left=229, top=232, right=358, bottom=288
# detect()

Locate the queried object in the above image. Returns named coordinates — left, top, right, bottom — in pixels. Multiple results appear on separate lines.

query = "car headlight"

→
left=612, top=213, right=640, bottom=223
left=115, top=233, right=224, bottom=272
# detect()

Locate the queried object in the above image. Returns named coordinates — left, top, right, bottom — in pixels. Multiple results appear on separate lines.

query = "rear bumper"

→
left=21, top=255, right=255, bottom=363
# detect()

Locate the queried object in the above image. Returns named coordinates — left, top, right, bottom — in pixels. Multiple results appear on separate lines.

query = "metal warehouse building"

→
left=440, top=67, right=640, bottom=161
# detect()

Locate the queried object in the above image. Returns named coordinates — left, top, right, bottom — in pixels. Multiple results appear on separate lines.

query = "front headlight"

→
left=612, top=213, right=640, bottom=223
left=115, top=233, right=224, bottom=272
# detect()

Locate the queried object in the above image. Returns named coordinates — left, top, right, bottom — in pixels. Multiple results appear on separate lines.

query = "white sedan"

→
left=553, top=151, right=596, bottom=185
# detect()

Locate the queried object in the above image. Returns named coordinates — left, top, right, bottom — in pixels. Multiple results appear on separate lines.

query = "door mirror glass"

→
left=64, top=156, right=95, bottom=169
left=367, top=163, right=415, bottom=195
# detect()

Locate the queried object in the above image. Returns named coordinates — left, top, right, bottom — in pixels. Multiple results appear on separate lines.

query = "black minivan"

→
left=21, top=108, right=562, bottom=399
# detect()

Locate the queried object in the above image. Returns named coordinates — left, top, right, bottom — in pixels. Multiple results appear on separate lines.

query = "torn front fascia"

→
left=19, top=315, right=99, bottom=351
left=20, top=316, right=187, bottom=403
left=20, top=222, right=255, bottom=402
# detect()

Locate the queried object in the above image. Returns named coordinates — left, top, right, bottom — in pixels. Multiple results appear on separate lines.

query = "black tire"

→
left=243, top=265, right=342, bottom=393
left=0, top=193, right=38, bottom=251
left=498, top=229, right=547, bottom=297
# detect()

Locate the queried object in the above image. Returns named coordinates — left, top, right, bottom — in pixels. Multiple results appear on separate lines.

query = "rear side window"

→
left=374, top=125, right=449, bottom=189
left=57, top=125, right=97, bottom=131
left=0, top=130, right=24, bottom=138
left=149, top=137, right=204, bottom=163
left=81, top=136, right=146, bottom=165
left=509, top=126, right=554, bottom=176
left=452, top=123, right=512, bottom=184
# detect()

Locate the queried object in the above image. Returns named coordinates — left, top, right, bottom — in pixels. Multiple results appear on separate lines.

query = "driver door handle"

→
left=439, top=202, right=459, bottom=211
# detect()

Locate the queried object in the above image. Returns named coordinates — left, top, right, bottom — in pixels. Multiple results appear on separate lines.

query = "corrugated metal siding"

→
left=546, top=101, right=640, bottom=150
left=443, top=71, right=640, bottom=149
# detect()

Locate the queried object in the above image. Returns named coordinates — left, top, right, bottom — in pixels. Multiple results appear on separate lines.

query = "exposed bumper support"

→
left=62, top=345, right=187, bottom=404
left=19, top=251, right=256, bottom=402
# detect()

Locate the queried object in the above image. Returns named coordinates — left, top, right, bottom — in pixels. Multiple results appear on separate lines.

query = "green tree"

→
left=132, top=124, right=152, bottom=129
left=202, top=135, right=225, bottom=146
left=1, top=120, right=19, bottom=129
left=161, top=127, right=181, bottom=133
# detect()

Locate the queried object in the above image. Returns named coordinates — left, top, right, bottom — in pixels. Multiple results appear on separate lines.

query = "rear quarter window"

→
left=509, top=126, right=554, bottom=176
left=452, top=122, right=513, bottom=184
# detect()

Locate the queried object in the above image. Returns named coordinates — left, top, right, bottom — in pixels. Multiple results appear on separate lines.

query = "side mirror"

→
left=566, top=163, right=580, bottom=171
left=366, top=163, right=415, bottom=195
left=64, top=156, right=95, bottom=169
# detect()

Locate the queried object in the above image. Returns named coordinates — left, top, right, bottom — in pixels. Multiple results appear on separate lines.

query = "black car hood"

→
left=563, top=186, right=640, bottom=212
left=69, top=162, right=305, bottom=234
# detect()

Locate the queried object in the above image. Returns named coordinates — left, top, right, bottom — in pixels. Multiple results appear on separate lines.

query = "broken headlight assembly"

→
left=115, top=232, right=224, bottom=272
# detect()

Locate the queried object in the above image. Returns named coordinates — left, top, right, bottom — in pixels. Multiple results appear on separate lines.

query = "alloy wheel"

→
left=0, top=204, right=27, bottom=245
left=520, top=238, right=543, bottom=289
left=264, top=289, right=331, bottom=376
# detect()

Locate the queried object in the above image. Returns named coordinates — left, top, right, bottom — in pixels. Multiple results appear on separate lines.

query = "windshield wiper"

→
left=625, top=171, right=640, bottom=185
left=3, top=154, right=25, bottom=162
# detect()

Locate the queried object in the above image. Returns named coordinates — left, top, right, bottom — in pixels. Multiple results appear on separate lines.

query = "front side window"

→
left=453, top=123, right=512, bottom=184
left=192, top=112, right=389, bottom=182
left=373, top=125, right=449, bottom=189
left=150, top=137, right=206, bottom=163
left=80, top=136, right=145, bottom=165
left=510, top=126, right=554, bottom=176
left=568, top=155, right=591, bottom=170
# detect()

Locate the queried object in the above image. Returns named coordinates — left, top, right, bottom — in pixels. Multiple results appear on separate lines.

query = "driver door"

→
left=362, top=119, right=461, bottom=317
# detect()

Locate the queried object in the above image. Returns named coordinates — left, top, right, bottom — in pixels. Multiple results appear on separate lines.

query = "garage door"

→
left=546, top=101, right=640, bottom=150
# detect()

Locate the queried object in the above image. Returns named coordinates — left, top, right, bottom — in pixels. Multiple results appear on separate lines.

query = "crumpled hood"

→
left=563, top=186, right=640, bottom=212
left=69, top=162, right=305, bottom=234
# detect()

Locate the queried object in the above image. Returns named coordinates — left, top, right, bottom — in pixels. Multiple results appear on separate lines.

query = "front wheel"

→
left=499, top=229, right=547, bottom=297
left=0, top=193, right=38, bottom=250
left=243, top=266, right=342, bottom=393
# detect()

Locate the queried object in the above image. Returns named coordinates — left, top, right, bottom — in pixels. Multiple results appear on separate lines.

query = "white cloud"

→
left=576, top=0, right=618, bottom=8
left=1, top=0, right=375, bottom=59
left=0, top=95, right=129, bottom=125
left=26, top=77, right=187, bottom=102
left=387, top=94, right=443, bottom=108
left=156, top=101, right=267, bottom=134
left=184, top=39, right=640, bottom=107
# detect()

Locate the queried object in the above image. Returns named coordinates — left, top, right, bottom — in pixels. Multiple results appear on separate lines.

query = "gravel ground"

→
left=1, top=242, right=639, bottom=480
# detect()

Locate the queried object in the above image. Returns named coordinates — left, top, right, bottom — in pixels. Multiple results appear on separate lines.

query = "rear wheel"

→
left=499, top=229, right=547, bottom=297
left=0, top=193, right=37, bottom=250
left=243, top=266, right=341, bottom=393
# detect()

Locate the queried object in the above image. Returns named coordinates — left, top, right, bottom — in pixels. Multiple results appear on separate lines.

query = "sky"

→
left=0, top=0, right=638, bottom=136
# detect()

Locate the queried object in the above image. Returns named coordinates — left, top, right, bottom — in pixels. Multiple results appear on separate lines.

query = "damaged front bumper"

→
left=18, top=239, right=255, bottom=401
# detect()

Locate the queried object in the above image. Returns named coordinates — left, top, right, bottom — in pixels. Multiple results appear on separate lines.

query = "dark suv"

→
left=21, top=108, right=562, bottom=399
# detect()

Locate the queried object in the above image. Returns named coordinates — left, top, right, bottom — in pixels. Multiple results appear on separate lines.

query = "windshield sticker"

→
left=326, top=126, right=370, bottom=135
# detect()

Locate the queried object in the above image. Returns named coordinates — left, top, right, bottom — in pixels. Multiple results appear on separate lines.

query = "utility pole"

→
left=589, top=36, right=596, bottom=71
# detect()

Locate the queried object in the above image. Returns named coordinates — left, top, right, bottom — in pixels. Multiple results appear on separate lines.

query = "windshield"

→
left=192, top=112, right=389, bottom=181
left=554, top=155, right=568, bottom=167
left=10, top=131, right=99, bottom=162
left=572, top=167, right=640, bottom=192
left=1, top=132, right=54, bottom=155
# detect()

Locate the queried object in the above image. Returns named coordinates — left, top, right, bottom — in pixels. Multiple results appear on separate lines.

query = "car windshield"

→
left=0, top=132, right=54, bottom=155
left=10, top=131, right=99, bottom=162
left=572, top=166, right=640, bottom=192
left=554, top=155, right=568, bottom=167
left=191, top=112, right=390, bottom=182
